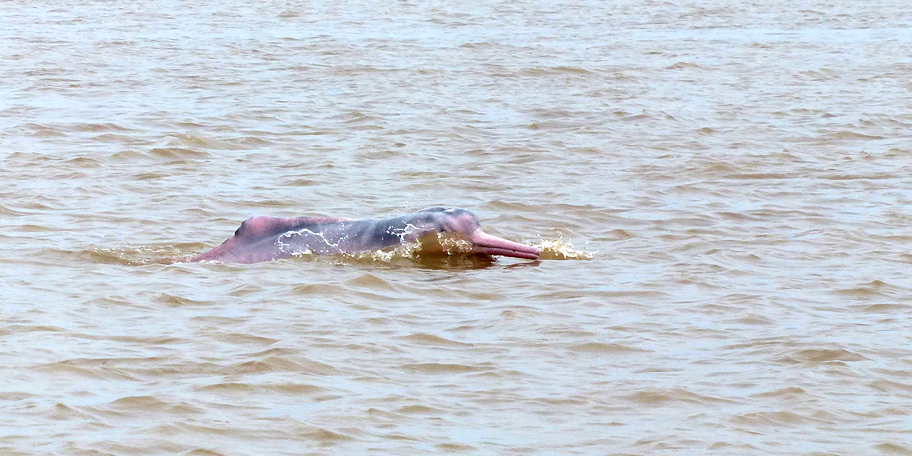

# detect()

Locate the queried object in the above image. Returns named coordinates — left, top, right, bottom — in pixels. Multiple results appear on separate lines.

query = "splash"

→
left=347, top=232, right=452, bottom=262
left=347, top=242, right=423, bottom=262
left=537, top=238, right=593, bottom=260
left=277, top=227, right=339, bottom=255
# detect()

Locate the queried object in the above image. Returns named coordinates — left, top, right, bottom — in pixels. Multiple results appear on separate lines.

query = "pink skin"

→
left=467, top=229, right=540, bottom=260
left=436, top=210, right=540, bottom=260
left=186, top=207, right=539, bottom=264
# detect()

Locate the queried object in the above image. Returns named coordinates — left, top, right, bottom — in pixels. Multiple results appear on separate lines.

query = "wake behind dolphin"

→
left=187, top=207, right=540, bottom=264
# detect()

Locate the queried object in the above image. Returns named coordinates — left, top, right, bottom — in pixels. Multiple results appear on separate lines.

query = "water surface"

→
left=2, top=1, right=912, bottom=454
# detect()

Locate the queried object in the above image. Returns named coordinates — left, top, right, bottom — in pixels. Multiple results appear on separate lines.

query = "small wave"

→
left=301, top=428, right=355, bottom=443
left=400, top=362, right=487, bottom=374
left=750, top=386, right=808, bottom=398
left=666, top=61, right=702, bottom=70
left=0, top=204, right=29, bottom=216
left=568, top=342, right=650, bottom=353
left=626, top=387, right=732, bottom=405
left=196, top=381, right=322, bottom=394
left=836, top=280, right=906, bottom=298
left=732, top=410, right=811, bottom=426
left=148, top=147, right=211, bottom=159
left=778, top=348, right=867, bottom=364
left=63, top=156, right=101, bottom=167
left=92, top=133, right=149, bottom=145
left=873, top=443, right=912, bottom=455
left=397, top=404, right=444, bottom=415
left=35, top=359, right=140, bottom=381
left=107, top=395, right=172, bottom=411
left=520, top=66, right=596, bottom=76
left=343, top=273, right=398, bottom=291
left=402, top=333, right=472, bottom=347
left=159, top=133, right=238, bottom=150
left=87, top=245, right=198, bottom=266
left=72, top=122, right=132, bottom=132
left=153, top=293, right=213, bottom=307
left=20, top=122, right=66, bottom=137
left=825, top=131, right=885, bottom=140
left=229, top=354, right=339, bottom=375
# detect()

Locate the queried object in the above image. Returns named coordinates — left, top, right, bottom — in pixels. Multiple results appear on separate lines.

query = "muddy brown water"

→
left=2, top=1, right=912, bottom=454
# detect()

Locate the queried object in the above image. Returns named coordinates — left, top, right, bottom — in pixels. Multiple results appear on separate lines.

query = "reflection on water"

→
left=3, top=0, right=912, bottom=454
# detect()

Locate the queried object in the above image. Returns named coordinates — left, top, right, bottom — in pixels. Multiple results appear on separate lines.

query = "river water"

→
left=3, top=1, right=912, bottom=454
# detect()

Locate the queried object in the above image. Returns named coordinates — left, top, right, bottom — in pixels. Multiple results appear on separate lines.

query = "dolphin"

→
left=187, top=207, right=540, bottom=264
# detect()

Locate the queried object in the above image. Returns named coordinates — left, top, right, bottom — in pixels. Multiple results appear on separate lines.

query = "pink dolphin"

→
left=188, top=207, right=539, bottom=264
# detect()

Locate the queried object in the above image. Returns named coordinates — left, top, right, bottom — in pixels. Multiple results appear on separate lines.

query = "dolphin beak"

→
left=468, top=229, right=540, bottom=260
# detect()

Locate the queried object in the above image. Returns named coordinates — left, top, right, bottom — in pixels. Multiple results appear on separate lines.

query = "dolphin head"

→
left=420, top=207, right=540, bottom=260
